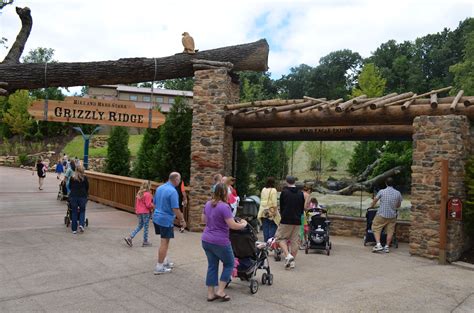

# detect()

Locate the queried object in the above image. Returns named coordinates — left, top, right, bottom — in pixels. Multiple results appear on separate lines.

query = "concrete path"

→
left=0, top=166, right=473, bottom=312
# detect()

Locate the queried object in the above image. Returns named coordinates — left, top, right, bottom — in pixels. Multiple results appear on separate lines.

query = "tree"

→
left=105, top=126, right=130, bottom=176
left=132, top=127, right=161, bottom=180
left=240, top=71, right=277, bottom=101
left=2, top=90, right=33, bottom=141
left=254, top=141, right=288, bottom=190
left=351, top=63, right=386, bottom=97
left=348, top=141, right=384, bottom=176
left=246, top=141, right=257, bottom=174
left=450, top=30, right=474, bottom=94
left=371, top=141, right=412, bottom=190
left=235, top=141, right=250, bottom=197
left=158, top=78, right=194, bottom=91
left=153, top=97, right=192, bottom=183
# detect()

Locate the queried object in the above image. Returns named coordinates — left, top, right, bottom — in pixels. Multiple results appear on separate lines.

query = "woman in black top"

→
left=69, top=165, right=89, bottom=234
left=35, top=158, right=47, bottom=190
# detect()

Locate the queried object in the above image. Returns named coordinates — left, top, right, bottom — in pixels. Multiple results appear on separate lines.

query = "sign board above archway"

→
left=28, top=97, right=165, bottom=128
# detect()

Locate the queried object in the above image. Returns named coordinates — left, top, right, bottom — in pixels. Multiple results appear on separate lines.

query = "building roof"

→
left=99, top=85, right=193, bottom=97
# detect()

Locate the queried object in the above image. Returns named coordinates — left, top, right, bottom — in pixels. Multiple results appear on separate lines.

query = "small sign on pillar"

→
left=447, top=197, right=462, bottom=221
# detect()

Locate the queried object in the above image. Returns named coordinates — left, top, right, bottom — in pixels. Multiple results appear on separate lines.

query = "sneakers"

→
left=163, top=259, right=174, bottom=269
left=78, top=225, right=84, bottom=233
left=383, top=245, right=390, bottom=253
left=142, top=241, right=152, bottom=247
left=124, top=237, right=133, bottom=247
left=154, top=264, right=172, bottom=275
left=284, top=254, right=294, bottom=268
left=372, top=243, right=383, bottom=252
left=72, top=231, right=77, bottom=234
left=289, top=261, right=296, bottom=269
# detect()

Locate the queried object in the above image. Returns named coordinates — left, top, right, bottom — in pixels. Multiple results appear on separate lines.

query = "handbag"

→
left=262, top=189, right=276, bottom=219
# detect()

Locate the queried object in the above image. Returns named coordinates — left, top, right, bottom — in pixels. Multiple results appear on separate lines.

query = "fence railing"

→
left=85, top=171, right=189, bottom=223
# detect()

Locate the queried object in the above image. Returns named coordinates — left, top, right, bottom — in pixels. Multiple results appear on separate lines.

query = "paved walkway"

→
left=0, top=166, right=473, bottom=312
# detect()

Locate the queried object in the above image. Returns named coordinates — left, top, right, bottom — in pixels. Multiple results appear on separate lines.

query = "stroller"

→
left=238, top=196, right=260, bottom=232
left=304, top=210, right=332, bottom=255
left=64, top=199, right=89, bottom=228
left=57, top=179, right=68, bottom=201
left=363, top=208, right=398, bottom=248
left=229, top=222, right=273, bottom=294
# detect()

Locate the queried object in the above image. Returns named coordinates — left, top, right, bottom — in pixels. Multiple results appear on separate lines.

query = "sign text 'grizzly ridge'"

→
left=28, top=97, right=165, bottom=128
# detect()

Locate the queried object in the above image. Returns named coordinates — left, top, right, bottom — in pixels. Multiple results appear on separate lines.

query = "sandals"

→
left=207, top=293, right=231, bottom=302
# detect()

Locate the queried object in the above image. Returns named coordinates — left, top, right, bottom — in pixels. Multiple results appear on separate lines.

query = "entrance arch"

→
left=188, top=69, right=473, bottom=262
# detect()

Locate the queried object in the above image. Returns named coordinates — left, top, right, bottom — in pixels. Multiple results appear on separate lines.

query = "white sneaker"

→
left=79, top=225, right=84, bottom=233
left=284, top=254, right=294, bottom=268
left=383, top=245, right=390, bottom=253
left=289, top=261, right=296, bottom=269
left=372, top=243, right=383, bottom=252
left=154, top=264, right=172, bottom=275
left=164, top=259, right=174, bottom=269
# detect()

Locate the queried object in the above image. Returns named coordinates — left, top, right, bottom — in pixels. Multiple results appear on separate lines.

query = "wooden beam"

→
left=226, top=103, right=474, bottom=127
left=430, top=93, right=438, bottom=108
left=232, top=125, right=413, bottom=141
left=0, top=39, right=269, bottom=92
left=336, top=95, right=366, bottom=112
left=450, top=90, right=464, bottom=112
left=265, top=100, right=315, bottom=113
left=370, top=92, right=414, bottom=110
left=225, top=98, right=305, bottom=110
left=351, top=93, right=397, bottom=111
left=464, top=96, right=474, bottom=107
left=401, top=94, right=417, bottom=111
left=319, top=98, right=343, bottom=111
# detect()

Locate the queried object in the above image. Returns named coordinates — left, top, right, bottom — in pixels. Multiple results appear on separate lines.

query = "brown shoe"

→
left=124, top=237, right=132, bottom=247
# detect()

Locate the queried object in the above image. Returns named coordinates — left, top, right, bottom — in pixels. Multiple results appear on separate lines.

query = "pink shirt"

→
left=135, top=192, right=153, bottom=214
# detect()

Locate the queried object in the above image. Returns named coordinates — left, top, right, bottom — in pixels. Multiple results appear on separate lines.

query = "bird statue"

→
left=182, top=32, right=197, bottom=54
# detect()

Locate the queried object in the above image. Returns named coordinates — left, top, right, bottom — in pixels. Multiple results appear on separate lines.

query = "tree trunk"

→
left=0, top=39, right=269, bottom=92
left=314, top=165, right=404, bottom=195
left=357, top=158, right=381, bottom=182
left=2, top=7, right=32, bottom=65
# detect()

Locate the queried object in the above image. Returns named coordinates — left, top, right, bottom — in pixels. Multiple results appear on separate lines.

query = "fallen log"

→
left=357, top=158, right=381, bottom=182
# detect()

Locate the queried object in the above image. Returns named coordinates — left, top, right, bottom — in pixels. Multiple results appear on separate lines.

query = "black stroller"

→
left=57, top=179, right=68, bottom=201
left=64, top=199, right=89, bottom=228
left=305, top=211, right=332, bottom=255
left=363, top=208, right=398, bottom=248
left=238, top=196, right=260, bottom=232
left=229, top=223, right=273, bottom=294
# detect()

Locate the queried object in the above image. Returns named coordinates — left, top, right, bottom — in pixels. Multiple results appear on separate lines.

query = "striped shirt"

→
left=375, top=186, right=402, bottom=219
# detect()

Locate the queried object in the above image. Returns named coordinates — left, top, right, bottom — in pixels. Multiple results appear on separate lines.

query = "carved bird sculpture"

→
left=182, top=32, right=197, bottom=54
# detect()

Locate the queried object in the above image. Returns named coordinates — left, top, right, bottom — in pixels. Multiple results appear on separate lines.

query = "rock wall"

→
left=188, top=68, right=239, bottom=231
left=410, top=115, right=471, bottom=261
left=330, top=215, right=410, bottom=243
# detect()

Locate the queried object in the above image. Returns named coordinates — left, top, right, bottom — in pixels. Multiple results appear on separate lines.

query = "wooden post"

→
left=439, top=159, right=448, bottom=265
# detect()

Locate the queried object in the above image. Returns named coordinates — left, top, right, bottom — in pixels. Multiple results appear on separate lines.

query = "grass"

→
left=62, top=135, right=144, bottom=158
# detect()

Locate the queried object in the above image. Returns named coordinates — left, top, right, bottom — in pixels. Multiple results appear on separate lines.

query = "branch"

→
left=356, top=158, right=381, bottom=182
left=2, top=7, right=32, bottom=64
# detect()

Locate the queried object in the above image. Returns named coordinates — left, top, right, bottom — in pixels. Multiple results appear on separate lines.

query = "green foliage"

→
left=235, top=142, right=250, bottom=197
left=18, top=153, right=29, bottom=166
left=348, top=141, right=384, bottom=176
left=105, top=127, right=130, bottom=176
left=2, top=90, right=33, bottom=139
left=246, top=141, right=257, bottom=174
left=465, top=157, right=474, bottom=237
left=133, top=128, right=161, bottom=180
left=450, top=30, right=474, bottom=94
left=351, top=63, right=386, bottom=97
left=239, top=72, right=278, bottom=102
left=158, top=78, right=194, bottom=91
left=63, top=135, right=143, bottom=158
left=153, top=97, right=192, bottom=183
left=254, top=141, right=288, bottom=189
left=329, top=158, right=338, bottom=169
left=371, top=141, right=412, bottom=189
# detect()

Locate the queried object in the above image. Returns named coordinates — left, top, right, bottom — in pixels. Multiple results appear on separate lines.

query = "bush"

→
left=105, top=126, right=130, bottom=176
left=465, top=157, right=474, bottom=238
left=18, top=153, right=30, bottom=166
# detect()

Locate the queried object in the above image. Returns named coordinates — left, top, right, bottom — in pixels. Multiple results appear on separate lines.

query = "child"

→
left=55, top=159, right=64, bottom=179
left=124, top=181, right=154, bottom=247
left=304, top=198, right=327, bottom=243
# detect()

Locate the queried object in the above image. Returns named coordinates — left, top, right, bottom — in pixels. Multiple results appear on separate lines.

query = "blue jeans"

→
left=70, top=197, right=87, bottom=232
left=130, top=213, right=150, bottom=242
left=262, top=218, right=278, bottom=242
left=201, top=241, right=234, bottom=286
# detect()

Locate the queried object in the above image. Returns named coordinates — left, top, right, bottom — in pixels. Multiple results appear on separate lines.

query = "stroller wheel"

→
left=305, top=246, right=308, bottom=254
left=363, top=236, right=367, bottom=246
left=85, top=218, right=89, bottom=227
left=249, top=279, right=258, bottom=294
left=329, top=242, right=332, bottom=250
left=267, top=273, right=273, bottom=286
left=64, top=216, right=67, bottom=225
left=261, top=273, right=267, bottom=285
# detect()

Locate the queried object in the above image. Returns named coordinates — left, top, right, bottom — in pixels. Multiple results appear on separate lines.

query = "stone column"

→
left=410, top=115, right=471, bottom=261
left=188, top=68, right=239, bottom=231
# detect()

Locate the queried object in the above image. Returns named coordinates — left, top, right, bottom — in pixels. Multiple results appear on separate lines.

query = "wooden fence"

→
left=86, top=171, right=189, bottom=223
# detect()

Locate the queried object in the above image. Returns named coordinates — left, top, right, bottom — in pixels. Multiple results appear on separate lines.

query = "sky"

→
left=1, top=0, right=473, bottom=82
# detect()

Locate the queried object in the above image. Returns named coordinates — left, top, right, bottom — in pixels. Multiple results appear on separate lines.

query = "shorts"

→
left=275, top=224, right=301, bottom=252
left=371, top=215, right=396, bottom=236
left=153, top=223, right=174, bottom=239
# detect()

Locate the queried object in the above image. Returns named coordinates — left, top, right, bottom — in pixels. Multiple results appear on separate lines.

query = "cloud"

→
left=1, top=0, right=472, bottom=80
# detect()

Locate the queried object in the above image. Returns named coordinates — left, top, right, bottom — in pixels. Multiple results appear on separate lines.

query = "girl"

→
left=124, top=181, right=154, bottom=247
left=69, top=165, right=89, bottom=234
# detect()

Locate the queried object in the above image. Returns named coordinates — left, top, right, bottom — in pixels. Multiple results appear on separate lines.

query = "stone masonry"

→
left=188, top=68, right=239, bottom=231
left=410, top=115, right=471, bottom=261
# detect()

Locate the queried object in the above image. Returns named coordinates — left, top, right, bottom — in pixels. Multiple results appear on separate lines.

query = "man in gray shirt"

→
left=370, top=177, right=402, bottom=253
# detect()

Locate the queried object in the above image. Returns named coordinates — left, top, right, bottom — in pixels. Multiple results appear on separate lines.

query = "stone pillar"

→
left=410, top=115, right=471, bottom=261
left=188, top=68, right=239, bottom=231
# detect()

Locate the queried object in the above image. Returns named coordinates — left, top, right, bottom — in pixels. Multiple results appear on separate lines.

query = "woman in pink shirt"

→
left=124, top=181, right=155, bottom=247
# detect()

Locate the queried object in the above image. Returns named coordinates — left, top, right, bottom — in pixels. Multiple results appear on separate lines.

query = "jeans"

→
left=130, top=213, right=150, bottom=242
left=262, top=218, right=278, bottom=242
left=70, top=197, right=87, bottom=232
left=202, top=241, right=234, bottom=286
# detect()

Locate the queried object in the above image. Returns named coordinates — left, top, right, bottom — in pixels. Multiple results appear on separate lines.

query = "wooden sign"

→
left=28, top=97, right=165, bottom=128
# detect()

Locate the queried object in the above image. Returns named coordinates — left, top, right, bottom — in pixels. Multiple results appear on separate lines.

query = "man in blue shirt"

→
left=153, top=172, right=186, bottom=274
